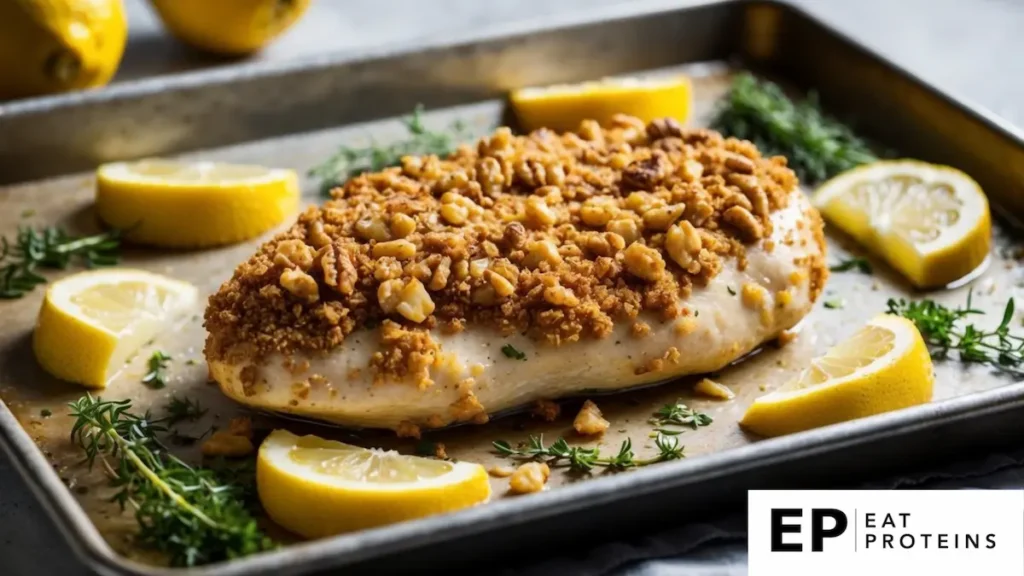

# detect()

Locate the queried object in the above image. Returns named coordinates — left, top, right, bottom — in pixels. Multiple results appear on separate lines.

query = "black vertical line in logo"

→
left=854, top=509, right=858, bottom=552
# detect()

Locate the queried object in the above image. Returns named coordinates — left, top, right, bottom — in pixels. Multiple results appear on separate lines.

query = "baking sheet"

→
left=1, top=62, right=1021, bottom=566
left=2, top=1, right=1024, bottom=574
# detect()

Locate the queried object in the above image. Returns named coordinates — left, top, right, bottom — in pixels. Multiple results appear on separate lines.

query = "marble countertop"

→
left=3, top=0, right=1023, bottom=574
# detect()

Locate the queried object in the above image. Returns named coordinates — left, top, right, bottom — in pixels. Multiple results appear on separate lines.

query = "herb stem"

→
left=111, top=431, right=222, bottom=531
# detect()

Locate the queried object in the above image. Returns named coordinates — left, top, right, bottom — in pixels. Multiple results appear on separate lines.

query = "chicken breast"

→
left=205, top=117, right=827, bottom=432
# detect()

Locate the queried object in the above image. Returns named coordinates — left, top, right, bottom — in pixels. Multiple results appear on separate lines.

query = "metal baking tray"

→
left=4, top=0, right=1024, bottom=574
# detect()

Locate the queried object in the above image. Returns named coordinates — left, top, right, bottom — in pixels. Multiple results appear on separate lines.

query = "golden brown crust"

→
left=205, top=116, right=803, bottom=365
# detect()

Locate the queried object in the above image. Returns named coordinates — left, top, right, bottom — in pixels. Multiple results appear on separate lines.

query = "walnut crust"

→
left=205, top=115, right=815, bottom=370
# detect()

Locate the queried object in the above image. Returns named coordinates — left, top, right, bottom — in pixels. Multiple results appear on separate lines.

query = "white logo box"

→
left=748, top=490, right=1024, bottom=576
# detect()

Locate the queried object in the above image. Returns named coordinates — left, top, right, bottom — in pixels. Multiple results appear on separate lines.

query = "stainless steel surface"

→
left=3, top=1, right=1024, bottom=575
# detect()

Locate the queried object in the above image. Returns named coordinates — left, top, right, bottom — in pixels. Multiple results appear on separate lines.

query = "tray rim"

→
left=3, top=0, right=1024, bottom=574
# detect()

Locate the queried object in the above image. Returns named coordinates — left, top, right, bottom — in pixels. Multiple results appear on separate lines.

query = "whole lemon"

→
left=0, top=0, right=127, bottom=101
left=149, top=0, right=311, bottom=56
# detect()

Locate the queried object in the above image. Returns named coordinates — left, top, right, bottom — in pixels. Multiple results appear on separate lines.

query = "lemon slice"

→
left=739, top=315, right=933, bottom=438
left=510, top=76, right=691, bottom=132
left=33, top=269, right=198, bottom=388
left=96, top=160, right=300, bottom=248
left=257, top=430, right=491, bottom=538
left=812, top=160, right=991, bottom=288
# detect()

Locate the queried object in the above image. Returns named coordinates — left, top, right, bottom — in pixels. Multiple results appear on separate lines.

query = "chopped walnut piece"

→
left=372, top=239, right=417, bottom=259
left=523, top=240, right=562, bottom=269
left=390, top=213, right=417, bottom=238
left=642, top=204, right=685, bottom=231
left=280, top=269, right=319, bottom=303
left=607, top=218, right=640, bottom=245
left=396, top=421, right=422, bottom=439
left=573, top=400, right=610, bottom=436
left=723, top=206, right=763, bottom=241
left=532, top=399, right=561, bottom=422
left=580, top=197, right=616, bottom=227
left=433, top=443, right=448, bottom=459
left=665, top=221, right=702, bottom=270
left=623, top=243, right=666, bottom=282
left=441, top=203, right=469, bottom=225
left=524, top=196, right=557, bottom=228
left=776, top=329, right=798, bottom=347
left=355, top=217, right=391, bottom=242
left=274, top=239, right=315, bottom=270
left=200, top=417, right=255, bottom=458
left=486, top=269, right=516, bottom=298
left=508, top=462, right=550, bottom=495
left=488, top=465, right=515, bottom=478
left=394, top=278, right=435, bottom=323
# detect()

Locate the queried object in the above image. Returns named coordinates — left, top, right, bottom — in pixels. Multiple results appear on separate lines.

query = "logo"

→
left=770, top=508, right=847, bottom=552
left=749, top=490, right=1023, bottom=576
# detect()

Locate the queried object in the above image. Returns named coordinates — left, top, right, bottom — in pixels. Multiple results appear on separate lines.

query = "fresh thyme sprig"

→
left=142, top=351, right=172, bottom=389
left=887, top=291, right=1024, bottom=377
left=650, top=402, right=713, bottom=429
left=711, top=73, right=877, bottom=184
left=830, top=257, right=873, bottom=274
left=162, top=395, right=206, bottom=427
left=0, top=226, right=121, bottom=299
left=309, top=105, right=471, bottom=196
left=69, top=395, right=273, bottom=566
left=492, top=433, right=685, bottom=473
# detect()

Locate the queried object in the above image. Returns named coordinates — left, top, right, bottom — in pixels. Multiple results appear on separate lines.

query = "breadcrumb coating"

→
left=205, top=115, right=819, bottom=370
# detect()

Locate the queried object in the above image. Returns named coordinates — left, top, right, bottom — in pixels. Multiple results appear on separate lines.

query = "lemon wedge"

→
left=510, top=76, right=691, bottom=132
left=96, top=160, right=300, bottom=248
left=33, top=269, right=198, bottom=388
left=812, top=160, right=991, bottom=288
left=257, top=429, right=491, bottom=538
left=739, top=315, right=933, bottom=438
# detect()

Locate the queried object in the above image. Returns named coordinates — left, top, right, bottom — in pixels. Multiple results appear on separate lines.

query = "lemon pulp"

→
left=788, top=325, right=894, bottom=389
left=288, top=436, right=454, bottom=483
left=740, top=315, right=934, bottom=438
left=33, top=270, right=198, bottom=388
left=813, top=160, right=990, bottom=288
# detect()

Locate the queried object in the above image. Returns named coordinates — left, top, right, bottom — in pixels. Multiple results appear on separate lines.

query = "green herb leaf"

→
left=0, top=227, right=121, bottom=299
left=830, top=257, right=873, bottom=274
left=501, top=343, right=527, bottom=360
left=823, top=298, right=845, bottom=309
left=711, top=73, right=877, bottom=184
left=68, top=395, right=273, bottom=566
left=162, top=395, right=206, bottom=427
left=309, top=105, right=471, bottom=196
left=651, top=402, right=714, bottom=429
left=888, top=291, right=1024, bottom=377
left=142, top=351, right=172, bottom=389
left=491, top=433, right=684, bottom=472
